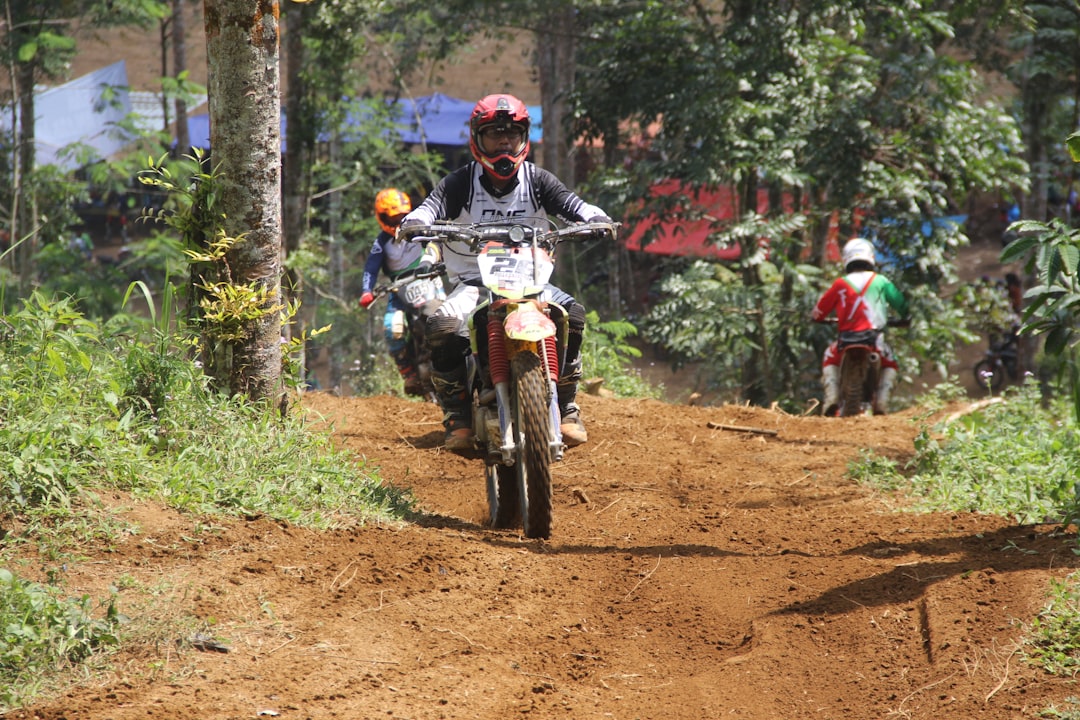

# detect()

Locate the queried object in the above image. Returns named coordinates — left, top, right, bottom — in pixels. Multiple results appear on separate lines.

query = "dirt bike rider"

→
left=398, top=93, right=614, bottom=455
left=811, top=237, right=909, bottom=416
left=358, top=188, right=427, bottom=397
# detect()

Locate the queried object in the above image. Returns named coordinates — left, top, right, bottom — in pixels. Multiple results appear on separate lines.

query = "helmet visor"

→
left=378, top=211, right=407, bottom=230
left=478, top=123, right=527, bottom=156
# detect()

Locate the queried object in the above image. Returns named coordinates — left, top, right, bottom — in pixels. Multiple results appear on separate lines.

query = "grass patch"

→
left=0, top=292, right=413, bottom=710
left=851, top=382, right=1080, bottom=524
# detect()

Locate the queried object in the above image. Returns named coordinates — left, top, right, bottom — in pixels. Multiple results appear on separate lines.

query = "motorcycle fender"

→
left=504, top=305, right=556, bottom=342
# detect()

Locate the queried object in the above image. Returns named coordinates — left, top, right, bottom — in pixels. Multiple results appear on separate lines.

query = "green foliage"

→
left=138, top=150, right=222, bottom=249
left=640, top=259, right=826, bottom=408
left=571, top=1, right=1025, bottom=408
left=1001, top=217, right=1080, bottom=421
left=0, top=292, right=412, bottom=531
left=1026, top=574, right=1080, bottom=677
left=1040, top=696, right=1080, bottom=720
left=0, top=292, right=412, bottom=703
left=0, top=568, right=120, bottom=709
left=580, top=311, right=661, bottom=400
left=853, top=383, right=1080, bottom=524
left=950, top=275, right=1020, bottom=341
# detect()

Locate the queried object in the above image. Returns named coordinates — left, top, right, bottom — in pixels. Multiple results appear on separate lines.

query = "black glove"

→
left=396, top=218, right=423, bottom=241
left=593, top=215, right=614, bottom=224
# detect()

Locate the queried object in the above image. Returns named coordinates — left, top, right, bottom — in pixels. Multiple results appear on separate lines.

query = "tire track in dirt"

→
left=11, top=392, right=1077, bottom=720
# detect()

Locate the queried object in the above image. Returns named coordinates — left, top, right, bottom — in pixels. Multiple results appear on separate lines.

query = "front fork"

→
left=480, top=302, right=564, bottom=464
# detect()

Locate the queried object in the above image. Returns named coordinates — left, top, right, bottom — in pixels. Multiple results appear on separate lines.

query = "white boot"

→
left=822, top=365, right=840, bottom=416
left=874, top=367, right=897, bottom=415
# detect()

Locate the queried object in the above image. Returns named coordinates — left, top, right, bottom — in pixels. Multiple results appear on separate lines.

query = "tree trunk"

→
left=203, top=0, right=284, bottom=406
left=15, top=59, right=37, bottom=296
left=327, top=135, right=344, bottom=392
left=281, top=2, right=311, bottom=370
left=739, top=171, right=769, bottom=406
left=536, top=3, right=575, bottom=182
left=172, top=0, right=191, bottom=155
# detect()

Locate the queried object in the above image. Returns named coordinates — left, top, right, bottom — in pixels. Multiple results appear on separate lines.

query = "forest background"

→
left=1, top=0, right=1078, bottom=410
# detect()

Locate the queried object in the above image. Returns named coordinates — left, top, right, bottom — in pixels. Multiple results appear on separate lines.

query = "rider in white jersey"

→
left=400, top=93, right=612, bottom=454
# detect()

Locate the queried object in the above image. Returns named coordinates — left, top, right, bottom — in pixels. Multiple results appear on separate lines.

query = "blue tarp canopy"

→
left=0, top=61, right=133, bottom=170
left=182, top=93, right=543, bottom=151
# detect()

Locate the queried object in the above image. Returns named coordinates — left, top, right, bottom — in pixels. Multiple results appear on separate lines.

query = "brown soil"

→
left=8, top=390, right=1079, bottom=720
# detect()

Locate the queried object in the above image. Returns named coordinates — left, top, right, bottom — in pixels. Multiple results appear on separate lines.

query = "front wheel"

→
left=511, top=352, right=554, bottom=540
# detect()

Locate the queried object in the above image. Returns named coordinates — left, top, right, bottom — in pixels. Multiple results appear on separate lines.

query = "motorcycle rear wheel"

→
left=511, top=352, right=554, bottom=540
left=839, top=358, right=869, bottom=417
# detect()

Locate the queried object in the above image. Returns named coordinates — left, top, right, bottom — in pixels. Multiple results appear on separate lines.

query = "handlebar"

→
left=369, top=266, right=445, bottom=301
left=398, top=220, right=619, bottom=252
left=816, top=317, right=910, bottom=328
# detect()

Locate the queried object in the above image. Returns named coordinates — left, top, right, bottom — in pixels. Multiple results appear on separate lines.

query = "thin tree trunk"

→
left=16, top=59, right=36, bottom=296
left=3, top=5, right=22, bottom=279
left=739, top=171, right=769, bottom=405
left=536, top=3, right=575, bottom=182
left=327, top=135, right=344, bottom=393
left=282, top=1, right=310, bottom=371
left=204, top=0, right=284, bottom=405
left=172, top=0, right=191, bottom=155
left=160, top=19, right=171, bottom=132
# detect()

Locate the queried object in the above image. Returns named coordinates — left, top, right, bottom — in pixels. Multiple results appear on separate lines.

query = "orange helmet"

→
left=469, top=94, right=531, bottom=182
left=374, top=188, right=412, bottom=234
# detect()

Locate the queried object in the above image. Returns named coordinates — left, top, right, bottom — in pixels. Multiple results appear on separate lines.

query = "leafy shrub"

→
left=0, top=568, right=120, bottom=708
left=851, top=382, right=1080, bottom=524
left=1026, top=573, right=1080, bottom=677
left=581, top=311, right=661, bottom=399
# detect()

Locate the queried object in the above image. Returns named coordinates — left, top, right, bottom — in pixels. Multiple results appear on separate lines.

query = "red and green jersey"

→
left=811, top=271, right=908, bottom=333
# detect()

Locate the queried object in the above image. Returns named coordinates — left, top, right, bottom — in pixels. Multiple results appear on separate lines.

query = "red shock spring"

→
left=487, top=314, right=510, bottom=385
left=544, top=334, right=559, bottom=382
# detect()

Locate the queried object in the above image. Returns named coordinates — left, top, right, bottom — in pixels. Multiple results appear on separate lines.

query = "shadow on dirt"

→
left=772, top=524, right=1078, bottom=616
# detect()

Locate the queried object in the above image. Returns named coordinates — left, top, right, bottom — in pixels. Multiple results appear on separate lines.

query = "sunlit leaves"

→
left=1002, top=216, right=1080, bottom=419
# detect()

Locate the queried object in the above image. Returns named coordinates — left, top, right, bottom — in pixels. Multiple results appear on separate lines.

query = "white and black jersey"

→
left=405, top=161, right=608, bottom=286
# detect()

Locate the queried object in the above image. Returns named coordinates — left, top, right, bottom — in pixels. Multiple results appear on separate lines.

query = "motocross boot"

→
left=431, top=364, right=474, bottom=455
left=390, top=347, right=424, bottom=397
left=822, top=364, right=840, bottom=417
left=557, top=355, right=587, bottom=447
left=400, top=365, right=424, bottom=397
left=873, top=367, right=897, bottom=415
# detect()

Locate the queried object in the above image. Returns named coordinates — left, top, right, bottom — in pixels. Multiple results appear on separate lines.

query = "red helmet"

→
left=469, top=94, right=531, bottom=182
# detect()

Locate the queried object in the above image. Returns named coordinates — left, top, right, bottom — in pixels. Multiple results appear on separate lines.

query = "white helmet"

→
left=841, top=238, right=876, bottom=270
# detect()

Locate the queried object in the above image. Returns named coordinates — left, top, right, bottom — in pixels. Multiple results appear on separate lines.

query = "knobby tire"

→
left=511, top=352, right=554, bottom=539
left=840, top=356, right=868, bottom=418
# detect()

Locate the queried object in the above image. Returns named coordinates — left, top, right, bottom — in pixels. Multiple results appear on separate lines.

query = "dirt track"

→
left=9, top=391, right=1079, bottom=720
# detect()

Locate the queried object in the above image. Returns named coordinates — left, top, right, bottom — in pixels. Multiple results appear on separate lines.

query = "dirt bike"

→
left=828, top=318, right=909, bottom=417
left=973, top=328, right=1019, bottom=392
left=366, top=268, right=447, bottom=401
left=402, top=219, right=616, bottom=539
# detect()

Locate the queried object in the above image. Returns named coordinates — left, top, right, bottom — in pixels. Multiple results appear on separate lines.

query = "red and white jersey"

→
left=811, top=271, right=908, bottom=333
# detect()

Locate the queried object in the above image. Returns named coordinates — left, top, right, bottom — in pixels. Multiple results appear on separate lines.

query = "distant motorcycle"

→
left=973, top=329, right=1019, bottom=392
left=366, top=268, right=446, bottom=401
left=832, top=318, right=909, bottom=417
left=401, top=219, right=616, bottom=539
